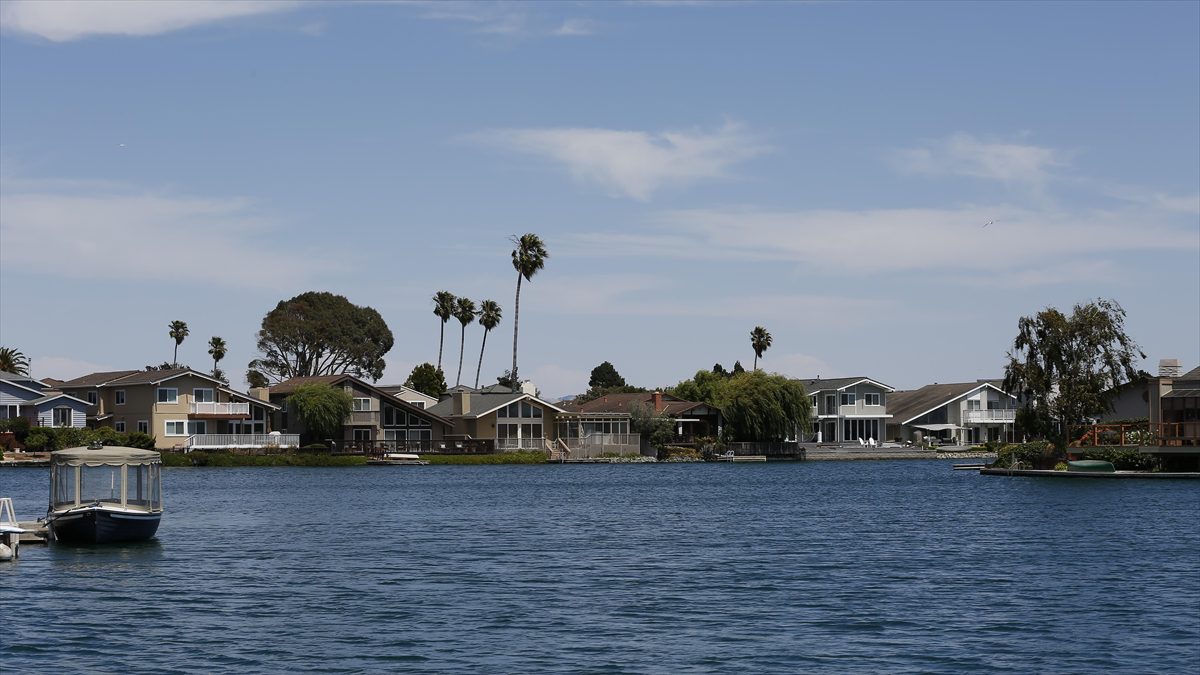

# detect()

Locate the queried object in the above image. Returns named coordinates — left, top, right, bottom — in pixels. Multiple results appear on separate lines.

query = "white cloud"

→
left=553, top=18, right=598, bottom=36
left=0, top=0, right=301, bottom=42
left=564, top=204, right=1196, bottom=282
left=892, top=132, right=1067, bottom=188
left=413, top=2, right=595, bottom=38
left=0, top=178, right=326, bottom=291
left=471, top=122, right=768, bottom=200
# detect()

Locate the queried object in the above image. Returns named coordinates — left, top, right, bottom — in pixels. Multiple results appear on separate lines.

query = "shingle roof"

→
left=559, top=392, right=714, bottom=416
left=427, top=391, right=567, bottom=419
left=97, top=367, right=199, bottom=386
left=270, top=374, right=451, bottom=425
left=29, top=392, right=90, bottom=406
left=1177, top=366, right=1200, bottom=382
left=266, top=375, right=346, bottom=395
left=886, top=382, right=1012, bottom=425
left=56, top=370, right=140, bottom=387
left=800, top=377, right=895, bottom=393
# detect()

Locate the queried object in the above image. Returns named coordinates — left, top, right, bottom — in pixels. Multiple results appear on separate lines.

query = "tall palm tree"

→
left=510, top=233, right=548, bottom=392
left=474, top=300, right=502, bottom=388
left=432, top=291, right=456, bottom=373
left=750, top=326, right=772, bottom=370
left=168, top=320, right=189, bottom=367
left=453, top=297, right=478, bottom=386
left=207, top=336, right=227, bottom=378
left=0, top=347, right=30, bottom=376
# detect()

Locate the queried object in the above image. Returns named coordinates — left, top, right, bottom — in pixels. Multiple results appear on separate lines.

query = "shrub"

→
left=23, top=430, right=51, bottom=451
left=1080, top=447, right=1157, bottom=471
left=1054, top=461, right=1068, bottom=471
left=992, top=441, right=1058, bottom=469
left=124, top=432, right=157, bottom=449
left=426, top=452, right=547, bottom=465
left=0, top=417, right=31, bottom=441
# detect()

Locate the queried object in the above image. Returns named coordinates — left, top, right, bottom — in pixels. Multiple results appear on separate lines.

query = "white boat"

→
left=45, top=444, right=163, bottom=544
left=368, top=453, right=429, bottom=466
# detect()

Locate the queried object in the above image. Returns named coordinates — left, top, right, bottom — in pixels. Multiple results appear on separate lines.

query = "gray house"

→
left=0, top=370, right=89, bottom=428
left=886, top=381, right=1017, bottom=445
left=801, top=377, right=895, bottom=443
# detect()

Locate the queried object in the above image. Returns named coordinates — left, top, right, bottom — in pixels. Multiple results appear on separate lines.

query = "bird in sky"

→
left=982, top=220, right=996, bottom=228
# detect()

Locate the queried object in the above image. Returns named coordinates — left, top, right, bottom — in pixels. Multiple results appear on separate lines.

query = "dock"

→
left=979, top=468, right=1200, bottom=479
left=716, top=454, right=767, bottom=462
left=18, top=522, right=49, bottom=544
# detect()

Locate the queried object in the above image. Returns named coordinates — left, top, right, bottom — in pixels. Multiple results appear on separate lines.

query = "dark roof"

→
left=1177, top=366, right=1200, bottom=383
left=270, top=374, right=450, bottom=425
left=98, top=367, right=199, bottom=386
left=56, top=370, right=140, bottom=387
left=559, top=392, right=714, bottom=417
left=29, top=392, right=90, bottom=406
left=800, top=377, right=895, bottom=393
left=886, top=382, right=1012, bottom=425
left=1163, top=389, right=1200, bottom=399
left=427, top=391, right=567, bottom=419
left=0, top=370, right=43, bottom=385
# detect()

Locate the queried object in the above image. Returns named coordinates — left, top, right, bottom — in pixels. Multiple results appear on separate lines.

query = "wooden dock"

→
left=17, top=522, right=49, bottom=544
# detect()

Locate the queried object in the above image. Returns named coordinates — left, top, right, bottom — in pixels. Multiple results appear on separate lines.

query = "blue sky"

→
left=1, top=0, right=1197, bottom=398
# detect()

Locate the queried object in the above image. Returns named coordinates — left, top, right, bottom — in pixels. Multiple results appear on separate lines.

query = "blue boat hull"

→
left=48, top=507, right=161, bottom=544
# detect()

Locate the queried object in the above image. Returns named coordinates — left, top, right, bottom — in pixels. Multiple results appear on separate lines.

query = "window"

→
left=409, top=401, right=426, bottom=410
left=165, top=420, right=186, bottom=436
left=86, top=391, right=97, bottom=405
left=966, top=399, right=981, bottom=410
left=841, top=392, right=856, bottom=406
left=352, top=398, right=372, bottom=412
left=137, top=420, right=149, bottom=434
left=52, top=407, right=74, bottom=427
left=187, top=421, right=207, bottom=435
left=3, top=405, right=18, bottom=419
left=409, top=413, right=430, bottom=427
left=353, top=429, right=371, bottom=441
left=115, top=421, right=126, bottom=432
left=115, top=390, right=126, bottom=405
left=864, top=393, right=881, bottom=406
left=193, top=388, right=214, bottom=403
left=157, top=388, right=178, bottom=404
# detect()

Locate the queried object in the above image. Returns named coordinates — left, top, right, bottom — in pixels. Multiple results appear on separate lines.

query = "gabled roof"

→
left=559, top=392, right=715, bottom=417
left=801, top=377, right=895, bottom=394
left=56, top=370, right=140, bottom=387
left=427, top=390, right=567, bottom=420
left=0, top=375, right=49, bottom=398
left=270, top=374, right=450, bottom=425
left=887, top=381, right=1015, bottom=425
left=0, top=370, right=46, bottom=387
left=29, top=392, right=91, bottom=407
left=1177, top=366, right=1200, bottom=383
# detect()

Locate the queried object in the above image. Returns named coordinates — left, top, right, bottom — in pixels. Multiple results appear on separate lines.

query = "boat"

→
left=1068, top=459, right=1116, bottom=473
left=0, top=497, right=25, bottom=560
left=367, top=453, right=430, bottom=466
left=45, top=444, right=163, bottom=544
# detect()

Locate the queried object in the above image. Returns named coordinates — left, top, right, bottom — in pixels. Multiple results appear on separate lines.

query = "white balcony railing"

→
left=190, top=402, right=250, bottom=416
left=963, top=409, right=1017, bottom=424
left=186, top=434, right=299, bottom=450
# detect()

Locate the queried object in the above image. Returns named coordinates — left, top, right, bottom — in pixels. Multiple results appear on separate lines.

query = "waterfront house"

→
left=1097, top=360, right=1199, bottom=448
left=377, top=383, right=438, bottom=410
left=558, top=391, right=719, bottom=445
left=801, top=377, right=894, bottom=443
left=428, top=384, right=568, bottom=451
left=266, top=374, right=451, bottom=449
left=0, top=370, right=89, bottom=428
left=54, top=367, right=283, bottom=451
left=886, top=381, right=1018, bottom=446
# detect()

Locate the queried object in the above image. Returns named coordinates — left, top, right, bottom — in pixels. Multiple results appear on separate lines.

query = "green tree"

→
left=0, top=347, right=31, bottom=375
left=207, top=336, right=228, bottom=382
left=588, top=361, right=627, bottom=390
left=405, top=363, right=447, bottom=399
left=1003, top=298, right=1145, bottom=450
left=496, top=369, right=517, bottom=390
left=248, top=291, right=394, bottom=383
left=168, top=320, right=189, bottom=366
left=668, top=369, right=726, bottom=406
left=287, top=383, right=353, bottom=444
left=630, top=401, right=674, bottom=449
left=750, top=326, right=772, bottom=370
left=432, top=291, right=456, bottom=372
left=732, top=361, right=746, bottom=375
left=509, top=233, right=548, bottom=391
left=453, top=297, right=478, bottom=386
left=715, top=371, right=811, bottom=442
left=246, top=369, right=269, bottom=389
left=475, top=300, right=502, bottom=388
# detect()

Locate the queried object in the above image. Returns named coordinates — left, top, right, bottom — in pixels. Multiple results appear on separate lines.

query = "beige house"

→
left=54, top=368, right=284, bottom=451
left=265, top=374, right=451, bottom=449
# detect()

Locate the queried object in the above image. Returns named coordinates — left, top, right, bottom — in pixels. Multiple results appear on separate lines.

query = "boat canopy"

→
left=912, top=424, right=963, bottom=432
left=52, top=446, right=161, bottom=467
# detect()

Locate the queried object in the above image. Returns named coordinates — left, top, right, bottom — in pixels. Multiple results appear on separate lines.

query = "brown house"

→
left=560, top=391, right=721, bottom=442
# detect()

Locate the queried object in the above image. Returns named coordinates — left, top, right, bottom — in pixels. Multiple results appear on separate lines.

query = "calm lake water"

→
left=1, top=460, right=1198, bottom=673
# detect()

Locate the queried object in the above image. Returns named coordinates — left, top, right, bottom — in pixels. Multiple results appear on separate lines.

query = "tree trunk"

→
left=512, top=273, right=522, bottom=392
left=173, top=343, right=179, bottom=367
left=456, top=324, right=466, bottom=386
left=753, top=354, right=758, bottom=370
left=475, top=329, right=490, bottom=389
left=437, top=323, right=445, bottom=372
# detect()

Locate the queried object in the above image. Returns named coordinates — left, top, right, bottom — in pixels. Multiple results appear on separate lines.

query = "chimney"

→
left=248, top=387, right=270, bottom=402
left=1159, top=359, right=1182, bottom=378
left=652, top=391, right=664, bottom=412
left=521, top=381, right=537, bottom=396
left=453, top=390, right=471, bottom=416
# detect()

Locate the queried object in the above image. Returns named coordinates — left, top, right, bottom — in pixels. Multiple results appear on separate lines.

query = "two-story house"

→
left=886, top=381, right=1017, bottom=446
left=54, top=368, right=282, bottom=450
left=801, top=377, right=895, bottom=444
left=428, top=384, right=566, bottom=451
left=0, top=370, right=89, bottom=429
left=266, top=375, right=451, bottom=448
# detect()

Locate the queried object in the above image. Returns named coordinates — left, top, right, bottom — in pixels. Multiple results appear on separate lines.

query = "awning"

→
left=1163, top=389, right=1200, bottom=398
left=912, top=423, right=963, bottom=431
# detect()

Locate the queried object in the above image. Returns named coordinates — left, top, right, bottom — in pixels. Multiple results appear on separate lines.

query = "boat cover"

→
left=52, top=446, right=161, bottom=466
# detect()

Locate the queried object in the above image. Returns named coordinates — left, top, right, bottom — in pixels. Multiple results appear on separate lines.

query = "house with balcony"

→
left=377, top=383, right=438, bottom=410
left=266, top=374, right=451, bottom=450
left=54, top=368, right=285, bottom=451
left=802, top=377, right=895, bottom=443
left=558, top=391, right=717, bottom=448
left=0, top=370, right=89, bottom=429
left=885, top=381, right=1017, bottom=446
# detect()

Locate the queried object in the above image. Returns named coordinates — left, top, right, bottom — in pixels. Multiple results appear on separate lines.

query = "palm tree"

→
left=510, top=233, right=548, bottom=391
left=168, top=320, right=189, bottom=367
left=750, top=326, right=772, bottom=370
left=0, top=347, right=30, bottom=376
left=433, top=291, right=456, bottom=373
left=208, top=336, right=227, bottom=378
left=452, top=297, right=478, bottom=386
left=474, top=300, right=502, bottom=388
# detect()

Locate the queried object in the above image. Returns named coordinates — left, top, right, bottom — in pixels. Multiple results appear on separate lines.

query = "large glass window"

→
left=52, top=407, right=73, bottom=427
left=80, top=464, right=123, bottom=504
left=187, top=421, right=207, bottom=435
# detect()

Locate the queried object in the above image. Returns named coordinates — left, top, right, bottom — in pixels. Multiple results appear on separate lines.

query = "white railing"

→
left=190, top=402, right=250, bottom=416
left=186, top=434, right=300, bottom=450
left=496, top=438, right=546, bottom=451
left=963, top=409, right=1017, bottom=423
